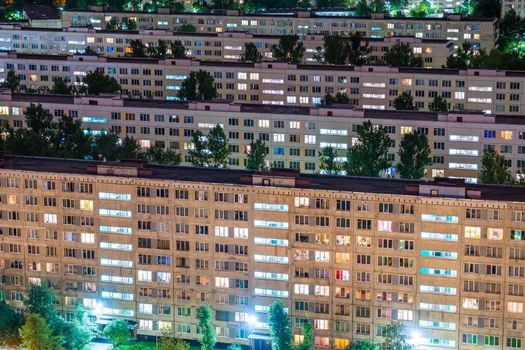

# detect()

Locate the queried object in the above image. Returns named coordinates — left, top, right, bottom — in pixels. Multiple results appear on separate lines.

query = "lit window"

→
left=464, top=226, right=481, bottom=238
left=273, top=133, right=285, bottom=142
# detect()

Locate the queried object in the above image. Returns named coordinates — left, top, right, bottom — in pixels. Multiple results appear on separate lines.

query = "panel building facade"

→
left=60, top=9, right=498, bottom=50
left=1, top=157, right=525, bottom=350
left=0, top=26, right=454, bottom=68
left=1, top=92, right=525, bottom=182
left=2, top=53, right=525, bottom=115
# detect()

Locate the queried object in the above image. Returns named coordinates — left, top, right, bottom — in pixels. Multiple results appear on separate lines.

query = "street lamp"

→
left=410, top=330, right=421, bottom=349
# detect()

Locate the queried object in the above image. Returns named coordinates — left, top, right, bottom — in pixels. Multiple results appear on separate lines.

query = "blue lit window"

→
left=82, top=117, right=107, bottom=123
left=484, top=130, right=496, bottom=138
left=99, top=209, right=132, bottom=218
left=420, top=267, right=457, bottom=277
left=253, top=220, right=288, bottom=229
left=420, top=250, right=458, bottom=259
left=421, top=214, right=458, bottom=224
left=99, top=192, right=131, bottom=201
left=511, top=229, right=524, bottom=240
left=274, top=147, right=285, bottom=155
left=254, top=203, right=288, bottom=212
left=100, top=226, right=132, bottom=234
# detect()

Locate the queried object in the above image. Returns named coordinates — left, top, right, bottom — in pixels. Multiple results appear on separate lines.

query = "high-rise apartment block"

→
left=3, top=53, right=525, bottom=114
left=61, top=9, right=498, bottom=50
left=0, top=156, right=525, bottom=349
left=0, top=26, right=454, bottom=68
left=1, top=92, right=525, bottom=182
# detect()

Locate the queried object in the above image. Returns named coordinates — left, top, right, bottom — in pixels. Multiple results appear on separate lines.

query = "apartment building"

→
left=2, top=53, right=525, bottom=115
left=501, top=0, right=525, bottom=17
left=0, top=26, right=454, bottom=68
left=61, top=9, right=498, bottom=50
left=1, top=156, right=525, bottom=349
left=1, top=92, right=525, bottom=182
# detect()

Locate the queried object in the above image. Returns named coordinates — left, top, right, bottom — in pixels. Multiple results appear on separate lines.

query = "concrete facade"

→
left=0, top=157, right=525, bottom=349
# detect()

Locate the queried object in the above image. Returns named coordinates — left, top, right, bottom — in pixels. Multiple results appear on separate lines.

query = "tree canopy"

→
left=178, top=70, right=217, bottom=101
left=272, top=35, right=305, bottom=64
left=103, top=319, right=130, bottom=349
left=84, top=70, right=120, bottom=95
left=393, top=92, right=417, bottom=110
left=316, top=33, right=369, bottom=65
left=345, top=120, right=392, bottom=177
left=196, top=305, right=216, bottom=350
left=319, top=146, right=342, bottom=175
left=268, top=300, right=292, bottom=350
left=383, top=43, right=423, bottom=67
left=245, top=139, right=268, bottom=170
left=241, top=42, right=263, bottom=63
left=396, top=131, right=432, bottom=179
left=478, top=148, right=513, bottom=184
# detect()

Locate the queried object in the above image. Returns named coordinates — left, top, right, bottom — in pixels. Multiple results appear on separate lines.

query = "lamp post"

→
left=410, top=330, right=421, bottom=350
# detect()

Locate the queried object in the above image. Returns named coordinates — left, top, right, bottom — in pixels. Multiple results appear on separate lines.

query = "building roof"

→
left=23, top=4, right=59, bottom=20
left=63, top=8, right=497, bottom=22
left=4, top=92, right=522, bottom=124
left=3, top=155, right=525, bottom=202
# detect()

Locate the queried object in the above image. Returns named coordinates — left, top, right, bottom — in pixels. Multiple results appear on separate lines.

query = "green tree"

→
left=23, top=284, right=63, bottom=333
left=321, top=93, right=335, bottom=106
left=196, top=305, right=216, bottom=350
left=103, top=319, right=130, bottom=349
left=478, top=148, right=513, bottom=184
left=429, top=95, right=448, bottom=112
left=409, top=0, right=433, bottom=16
left=371, top=0, right=386, bottom=11
left=383, top=43, right=423, bottom=67
left=321, top=92, right=351, bottom=106
left=246, top=139, right=268, bottom=170
left=0, top=299, right=24, bottom=345
left=158, top=329, right=190, bottom=350
left=148, top=39, right=169, bottom=58
left=272, top=35, right=305, bottom=64
left=227, top=345, right=242, bottom=350
left=92, top=132, right=120, bottom=161
left=355, top=0, right=372, bottom=16
left=393, top=92, right=417, bottom=110
left=207, top=124, right=231, bottom=168
left=121, top=17, right=136, bottom=30
left=84, top=46, right=97, bottom=55
left=446, top=42, right=485, bottom=68
left=189, top=130, right=210, bottom=167
left=297, top=321, right=313, bottom=350
left=268, top=300, right=292, bottom=350
left=241, top=42, right=263, bottom=63
left=20, top=314, right=64, bottom=350
left=169, top=40, right=187, bottom=58
left=345, top=120, right=392, bottom=177
left=317, top=0, right=346, bottom=6
left=319, top=146, right=341, bottom=175
left=55, top=115, right=92, bottom=159
left=317, top=33, right=369, bottom=65
left=119, top=135, right=144, bottom=159
left=84, top=70, right=120, bottom=95
left=50, top=77, right=74, bottom=95
left=396, top=131, right=431, bottom=179
left=145, top=143, right=181, bottom=165
left=128, top=39, right=146, bottom=57
left=472, top=0, right=499, bottom=18
left=380, top=322, right=414, bottom=350
left=178, top=70, right=217, bottom=101
left=346, top=340, right=379, bottom=350
left=6, top=103, right=57, bottom=157
left=1, top=69, right=21, bottom=92
left=62, top=304, right=93, bottom=350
